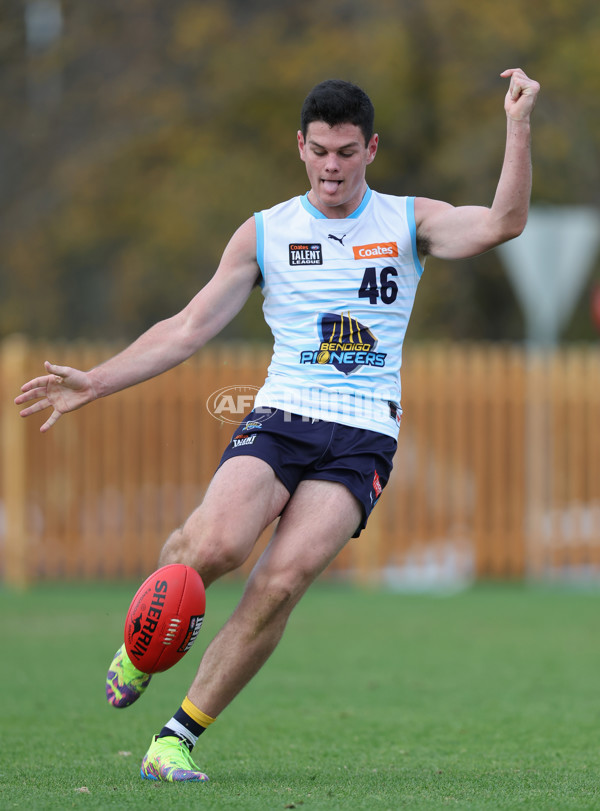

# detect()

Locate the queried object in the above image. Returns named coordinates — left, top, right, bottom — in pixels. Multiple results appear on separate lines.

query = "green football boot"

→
left=105, top=644, right=152, bottom=708
left=140, top=735, right=210, bottom=782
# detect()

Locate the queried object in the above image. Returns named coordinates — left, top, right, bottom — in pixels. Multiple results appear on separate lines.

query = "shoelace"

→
left=161, top=738, right=200, bottom=772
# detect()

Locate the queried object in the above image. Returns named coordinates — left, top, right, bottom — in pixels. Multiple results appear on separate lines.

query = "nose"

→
left=323, top=152, right=340, bottom=173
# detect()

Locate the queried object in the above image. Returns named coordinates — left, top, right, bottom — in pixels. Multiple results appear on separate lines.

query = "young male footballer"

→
left=16, top=68, right=540, bottom=782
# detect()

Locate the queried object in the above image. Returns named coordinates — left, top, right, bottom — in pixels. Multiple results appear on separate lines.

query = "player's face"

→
left=298, top=121, right=378, bottom=219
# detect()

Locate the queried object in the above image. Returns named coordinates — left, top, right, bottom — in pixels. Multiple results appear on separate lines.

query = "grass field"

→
left=1, top=579, right=600, bottom=810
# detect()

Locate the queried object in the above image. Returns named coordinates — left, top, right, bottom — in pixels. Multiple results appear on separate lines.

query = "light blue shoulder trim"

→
left=350, top=186, right=372, bottom=218
left=300, top=193, right=328, bottom=218
left=254, top=211, right=265, bottom=287
left=407, top=196, right=425, bottom=278
left=300, top=186, right=373, bottom=220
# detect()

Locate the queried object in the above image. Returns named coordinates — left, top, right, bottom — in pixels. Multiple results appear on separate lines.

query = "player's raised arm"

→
left=15, top=217, right=260, bottom=432
left=415, top=68, right=540, bottom=261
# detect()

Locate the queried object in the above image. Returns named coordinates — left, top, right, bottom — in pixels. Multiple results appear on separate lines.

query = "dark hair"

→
left=300, top=79, right=375, bottom=145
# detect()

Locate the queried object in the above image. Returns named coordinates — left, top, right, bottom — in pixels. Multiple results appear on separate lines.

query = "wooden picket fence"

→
left=1, top=335, right=599, bottom=586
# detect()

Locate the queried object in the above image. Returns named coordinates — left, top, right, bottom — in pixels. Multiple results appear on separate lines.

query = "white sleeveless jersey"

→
left=253, top=187, right=424, bottom=439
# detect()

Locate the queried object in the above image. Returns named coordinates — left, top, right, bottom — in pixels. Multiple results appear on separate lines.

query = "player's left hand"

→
left=500, top=68, right=540, bottom=122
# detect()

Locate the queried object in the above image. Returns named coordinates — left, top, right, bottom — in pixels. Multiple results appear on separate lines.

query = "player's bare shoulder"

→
left=413, top=196, right=445, bottom=260
left=216, top=215, right=261, bottom=288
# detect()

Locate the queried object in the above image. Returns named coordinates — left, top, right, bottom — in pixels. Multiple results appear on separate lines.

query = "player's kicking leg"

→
left=105, top=456, right=290, bottom=708
left=141, top=477, right=362, bottom=781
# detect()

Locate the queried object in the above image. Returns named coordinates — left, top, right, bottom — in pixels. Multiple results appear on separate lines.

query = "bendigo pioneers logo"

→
left=300, top=312, right=387, bottom=375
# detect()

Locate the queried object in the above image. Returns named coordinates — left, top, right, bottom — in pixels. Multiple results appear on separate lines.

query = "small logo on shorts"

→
left=232, top=433, right=257, bottom=448
left=373, top=470, right=383, bottom=498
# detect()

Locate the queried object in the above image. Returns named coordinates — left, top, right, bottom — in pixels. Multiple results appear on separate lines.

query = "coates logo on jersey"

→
left=352, top=241, right=398, bottom=260
left=299, top=312, right=387, bottom=376
left=289, top=243, right=323, bottom=266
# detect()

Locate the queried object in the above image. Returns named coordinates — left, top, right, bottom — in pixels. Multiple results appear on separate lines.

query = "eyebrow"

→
left=308, top=139, right=361, bottom=151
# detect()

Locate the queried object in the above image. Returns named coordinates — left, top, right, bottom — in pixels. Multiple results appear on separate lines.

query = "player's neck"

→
left=307, top=183, right=369, bottom=219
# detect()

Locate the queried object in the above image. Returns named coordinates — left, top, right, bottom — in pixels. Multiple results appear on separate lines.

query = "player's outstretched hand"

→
left=15, top=361, right=97, bottom=432
left=501, top=68, right=540, bottom=122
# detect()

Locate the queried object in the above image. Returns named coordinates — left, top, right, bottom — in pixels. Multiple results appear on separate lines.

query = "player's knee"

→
left=158, top=525, right=192, bottom=568
left=249, top=565, right=313, bottom=617
left=201, top=534, right=248, bottom=580
left=159, top=516, right=251, bottom=585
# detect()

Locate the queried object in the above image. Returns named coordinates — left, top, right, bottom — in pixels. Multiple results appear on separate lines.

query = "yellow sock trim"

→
left=182, top=696, right=216, bottom=728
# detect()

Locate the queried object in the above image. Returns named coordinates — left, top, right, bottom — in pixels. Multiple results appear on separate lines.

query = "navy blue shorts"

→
left=218, top=408, right=397, bottom=537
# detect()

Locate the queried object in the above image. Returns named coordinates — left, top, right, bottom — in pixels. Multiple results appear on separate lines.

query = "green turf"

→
left=1, top=579, right=600, bottom=810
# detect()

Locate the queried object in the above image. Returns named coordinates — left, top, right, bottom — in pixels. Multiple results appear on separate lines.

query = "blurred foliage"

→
left=0, top=0, right=598, bottom=343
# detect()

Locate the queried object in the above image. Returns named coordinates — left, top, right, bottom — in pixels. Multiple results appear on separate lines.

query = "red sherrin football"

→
left=124, top=564, right=206, bottom=674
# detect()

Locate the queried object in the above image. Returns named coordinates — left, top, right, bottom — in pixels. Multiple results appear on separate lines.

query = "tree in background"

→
left=0, top=0, right=598, bottom=342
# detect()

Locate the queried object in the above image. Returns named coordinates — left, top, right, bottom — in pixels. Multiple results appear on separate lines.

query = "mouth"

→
left=321, top=179, right=342, bottom=194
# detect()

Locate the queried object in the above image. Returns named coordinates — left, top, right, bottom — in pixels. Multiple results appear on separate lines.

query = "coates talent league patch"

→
left=289, top=243, right=323, bottom=266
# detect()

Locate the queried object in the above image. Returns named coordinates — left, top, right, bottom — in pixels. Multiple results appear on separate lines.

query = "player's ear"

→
left=366, top=133, right=379, bottom=165
left=297, top=130, right=306, bottom=162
